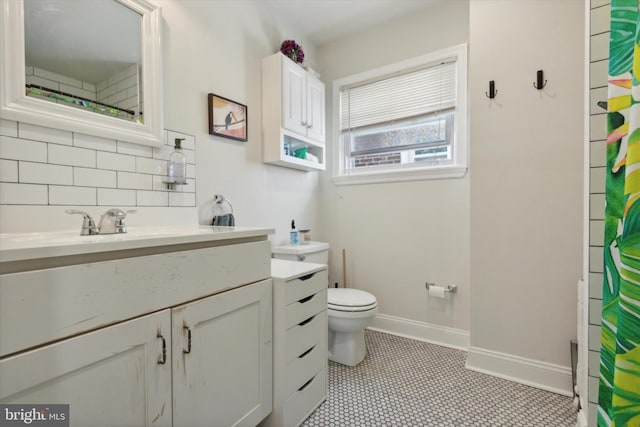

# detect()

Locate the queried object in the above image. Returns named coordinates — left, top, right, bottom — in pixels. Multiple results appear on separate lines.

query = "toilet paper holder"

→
left=425, top=282, right=457, bottom=294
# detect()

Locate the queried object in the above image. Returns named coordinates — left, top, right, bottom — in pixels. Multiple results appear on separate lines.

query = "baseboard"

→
left=466, top=346, right=573, bottom=397
left=368, top=313, right=470, bottom=350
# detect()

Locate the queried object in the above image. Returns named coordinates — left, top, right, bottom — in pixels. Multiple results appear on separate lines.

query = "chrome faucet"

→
left=66, top=208, right=136, bottom=235
left=98, top=209, right=136, bottom=234
left=65, top=210, right=99, bottom=235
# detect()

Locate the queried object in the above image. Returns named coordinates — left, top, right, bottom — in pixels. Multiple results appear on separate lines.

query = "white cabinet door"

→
left=172, top=279, right=272, bottom=427
left=0, top=310, right=172, bottom=427
left=306, top=75, right=325, bottom=143
left=282, top=58, right=307, bottom=136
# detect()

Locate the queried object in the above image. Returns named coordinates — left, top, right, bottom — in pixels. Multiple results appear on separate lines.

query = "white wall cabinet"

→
left=0, top=236, right=273, bottom=427
left=263, top=52, right=326, bottom=172
left=262, top=259, right=328, bottom=427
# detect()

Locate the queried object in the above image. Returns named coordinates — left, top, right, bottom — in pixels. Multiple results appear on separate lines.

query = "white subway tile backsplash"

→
left=590, top=141, right=606, bottom=167
left=589, top=114, right=607, bottom=141
left=590, top=4, right=610, bottom=35
left=590, top=167, right=606, bottom=193
left=74, top=167, right=117, bottom=188
left=590, top=60, right=608, bottom=89
left=74, top=133, right=117, bottom=152
left=590, top=247, right=604, bottom=273
left=33, top=67, right=80, bottom=88
left=167, top=130, right=195, bottom=150
left=590, top=220, right=605, bottom=246
left=0, top=119, right=18, bottom=137
left=588, top=376, right=599, bottom=403
left=19, top=162, right=73, bottom=185
left=97, top=151, right=136, bottom=171
left=49, top=144, right=96, bottom=168
left=117, top=171, right=152, bottom=190
left=590, top=87, right=608, bottom=115
left=137, top=190, right=168, bottom=206
left=97, top=188, right=136, bottom=206
left=0, top=183, right=48, bottom=204
left=27, top=75, right=60, bottom=91
left=0, top=159, right=18, bottom=182
left=591, top=194, right=606, bottom=220
left=590, top=273, right=603, bottom=299
left=49, top=185, right=96, bottom=205
left=589, top=325, right=602, bottom=351
left=0, top=135, right=47, bottom=162
left=117, top=141, right=153, bottom=157
left=59, top=84, right=95, bottom=101
left=18, top=123, right=73, bottom=146
left=169, top=192, right=196, bottom=207
left=136, top=157, right=167, bottom=175
left=187, top=164, right=196, bottom=179
left=588, top=351, right=600, bottom=377
left=589, top=299, right=602, bottom=325
left=591, top=33, right=610, bottom=62
left=0, top=121, right=196, bottom=208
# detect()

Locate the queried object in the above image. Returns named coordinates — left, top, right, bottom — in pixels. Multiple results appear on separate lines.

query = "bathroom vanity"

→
left=0, top=226, right=274, bottom=426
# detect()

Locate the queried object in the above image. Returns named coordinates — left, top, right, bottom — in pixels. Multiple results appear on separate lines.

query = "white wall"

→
left=317, top=1, right=471, bottom=339
left=468, top=0, right=584, bottom=387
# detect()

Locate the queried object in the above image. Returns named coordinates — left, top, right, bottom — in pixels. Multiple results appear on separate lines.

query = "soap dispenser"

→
left=290, top=219, right=299, bottom=245
left=168, top=138, right=187, bottom=184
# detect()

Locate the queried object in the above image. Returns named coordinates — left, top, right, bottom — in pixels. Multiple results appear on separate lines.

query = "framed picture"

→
left=208, top=93, right=247, bottom=142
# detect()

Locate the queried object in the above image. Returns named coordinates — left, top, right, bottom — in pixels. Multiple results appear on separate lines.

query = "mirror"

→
left=0, top=0, right=163, bottom=147
left=24, top=0, right=142, bottom=122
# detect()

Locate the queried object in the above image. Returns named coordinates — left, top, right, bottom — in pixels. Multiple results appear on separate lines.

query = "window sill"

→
left=332, top=164, right=467, bottom=185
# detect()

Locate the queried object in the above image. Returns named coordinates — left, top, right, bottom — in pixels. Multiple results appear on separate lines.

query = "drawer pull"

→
left=298, top=294, right=314, bottom=304
left=298, top=376, right=315, bottom=392
left=183, top=326, right=192, bottom=354
left=298, top=315, right=315, bottom=327
left=157, top=332, right=167, bottom=365
left=299, top=345, right=316, bottom=359
left=299, top=273, right=315, bottom=281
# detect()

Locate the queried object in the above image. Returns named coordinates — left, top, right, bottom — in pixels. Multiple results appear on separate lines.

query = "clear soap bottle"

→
left=168, top=138, right=187, bottom=183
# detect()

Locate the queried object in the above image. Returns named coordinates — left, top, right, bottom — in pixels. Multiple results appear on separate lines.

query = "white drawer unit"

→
left=262, top=259, right=328, bottom=427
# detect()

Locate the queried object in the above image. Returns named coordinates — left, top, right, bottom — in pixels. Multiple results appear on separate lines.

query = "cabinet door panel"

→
left=172, top=279, right=272, bottom=427
left=0, top=310, right=172, bottom=427
left=306, top=76, right=325, bottom=143
left=282, top=58, right=307, bottom=136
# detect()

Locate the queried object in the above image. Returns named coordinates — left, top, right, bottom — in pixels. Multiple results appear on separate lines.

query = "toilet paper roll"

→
left=428, top=285, right=446, bottom=298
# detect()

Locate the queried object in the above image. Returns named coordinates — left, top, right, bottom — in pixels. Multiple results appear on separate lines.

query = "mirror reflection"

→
left=23, top=0, right=143, bottom=122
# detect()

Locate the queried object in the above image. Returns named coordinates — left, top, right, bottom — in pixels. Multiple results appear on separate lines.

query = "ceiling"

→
left=263, top=0, right=443, bottom=46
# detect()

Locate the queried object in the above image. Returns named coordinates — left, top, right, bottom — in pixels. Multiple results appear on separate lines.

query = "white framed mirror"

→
left=0, top=0, right=163, bottom=147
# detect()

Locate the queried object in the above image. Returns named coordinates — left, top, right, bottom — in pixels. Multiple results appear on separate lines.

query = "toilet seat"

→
left=328, top=288, right=377, bottom=312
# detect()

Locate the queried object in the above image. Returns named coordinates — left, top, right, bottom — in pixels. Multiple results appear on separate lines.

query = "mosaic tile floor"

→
left=301, top=330, right=577, bottom=427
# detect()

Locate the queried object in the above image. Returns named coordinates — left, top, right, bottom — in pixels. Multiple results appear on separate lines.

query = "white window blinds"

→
left=340, top=60, right=456, bottom=132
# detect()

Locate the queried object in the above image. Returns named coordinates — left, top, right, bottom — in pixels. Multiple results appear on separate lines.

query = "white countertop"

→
left=270, top=258, right=327, bottom=280
left=0, top=226, right=274, bottom=263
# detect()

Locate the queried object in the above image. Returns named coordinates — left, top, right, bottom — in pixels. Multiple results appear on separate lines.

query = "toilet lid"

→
left=328, top=288, right=377, bottom=312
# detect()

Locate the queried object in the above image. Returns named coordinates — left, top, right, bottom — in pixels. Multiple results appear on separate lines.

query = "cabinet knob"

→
left=157, top=332, right=167, bottom=365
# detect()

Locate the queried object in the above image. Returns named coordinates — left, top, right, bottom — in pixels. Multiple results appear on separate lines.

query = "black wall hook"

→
left=533, top=70, right=547, bottom=90
left=485, top=80, right=497, bottom=99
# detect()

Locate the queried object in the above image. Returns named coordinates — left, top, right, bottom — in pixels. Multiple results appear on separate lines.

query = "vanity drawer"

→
left=286, top=342, right=326, bottom=398
left=285, top=289, right=327, bottom=329
left=284, top=367, right=327, bottom=427
left=286, top=310, right=326, bottom=363
left=284, top=269, right=327, bottom=305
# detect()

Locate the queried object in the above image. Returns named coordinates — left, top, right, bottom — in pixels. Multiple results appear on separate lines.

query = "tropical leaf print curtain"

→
left=598, top=1, right=640, bottom=426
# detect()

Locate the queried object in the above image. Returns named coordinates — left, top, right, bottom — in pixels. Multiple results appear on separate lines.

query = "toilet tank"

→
left=272, top=241, right=329, bottom=264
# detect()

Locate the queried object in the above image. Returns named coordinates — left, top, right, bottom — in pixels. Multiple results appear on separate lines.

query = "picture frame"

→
left=208, top=93, right=248, bottom=142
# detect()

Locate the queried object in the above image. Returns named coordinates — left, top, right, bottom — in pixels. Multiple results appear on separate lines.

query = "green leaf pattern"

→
left=598, top=1, right=640, bottom=426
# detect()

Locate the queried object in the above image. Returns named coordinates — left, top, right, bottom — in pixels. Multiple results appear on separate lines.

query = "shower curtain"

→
left=598, top=1, right=640, bottom=426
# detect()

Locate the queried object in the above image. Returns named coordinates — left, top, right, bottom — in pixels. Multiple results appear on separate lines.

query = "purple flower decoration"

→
left=280, top=40, right=304, bottom=64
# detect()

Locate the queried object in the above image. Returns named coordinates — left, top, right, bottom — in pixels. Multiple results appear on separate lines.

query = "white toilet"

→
left=272, top=241, right=378, bottom=366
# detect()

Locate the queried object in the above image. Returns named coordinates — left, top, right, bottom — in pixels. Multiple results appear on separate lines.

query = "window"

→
left=332, top=45, right=468, bottom=185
